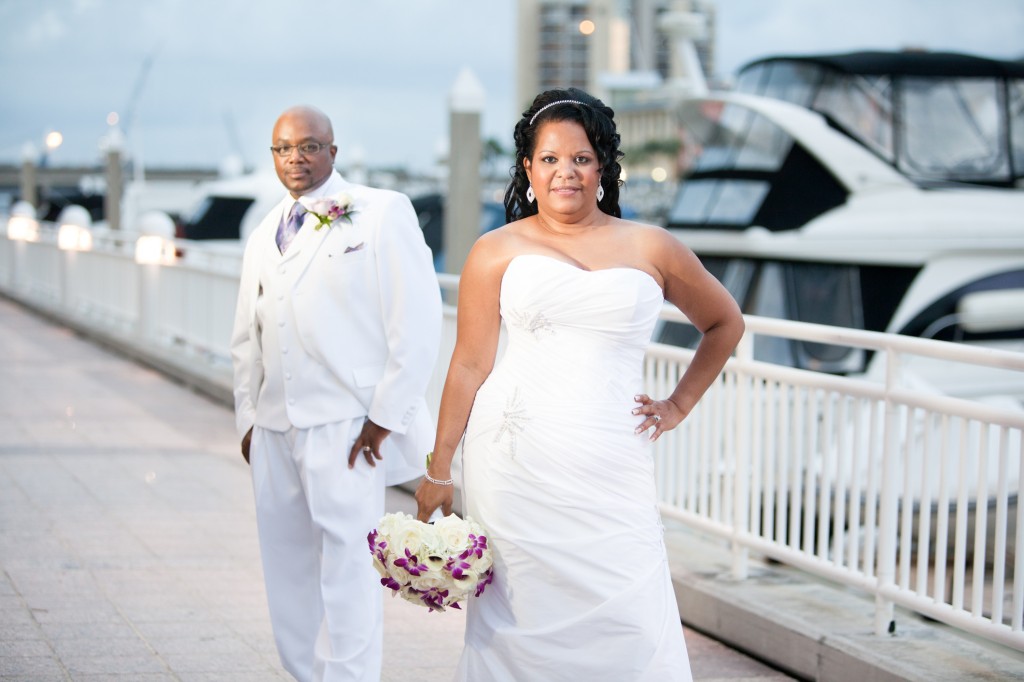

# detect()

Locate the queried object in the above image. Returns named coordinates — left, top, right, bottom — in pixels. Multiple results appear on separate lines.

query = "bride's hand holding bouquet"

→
left=414, top=450, right=454, bottom=523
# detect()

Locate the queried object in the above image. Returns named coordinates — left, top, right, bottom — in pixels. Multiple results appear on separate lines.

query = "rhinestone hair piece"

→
left=528, top=99, right=587, bottom=125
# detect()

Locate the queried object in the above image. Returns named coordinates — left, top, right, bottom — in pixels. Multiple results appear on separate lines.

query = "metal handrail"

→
left=2, top=230, right=1022, bottom=650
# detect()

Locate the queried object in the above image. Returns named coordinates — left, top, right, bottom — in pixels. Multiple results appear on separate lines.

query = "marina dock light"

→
left=6, top=200, right=39, bottom=242
left=57, top=205, right=93, bottom=251
left=134, top=211, right=177, bottom=264
left=134, top=235, right=176, bottom=264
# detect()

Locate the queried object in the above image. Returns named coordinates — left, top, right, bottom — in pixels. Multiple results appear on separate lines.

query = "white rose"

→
left=375, top=512, right=410, bottom=539
left=388, top=516, right=430, bottom=557
left=432, top=514, right=471, bottom=551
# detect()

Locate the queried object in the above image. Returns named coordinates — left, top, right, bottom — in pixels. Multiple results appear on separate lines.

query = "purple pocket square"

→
left=344, top=242, right=365, bottom=254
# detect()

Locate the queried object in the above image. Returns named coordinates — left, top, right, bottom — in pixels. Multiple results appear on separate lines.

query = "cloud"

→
left=2, top=0, right=1022, bottom=170
left=0, top=1, right=517, bottom=169
left=714, top=0, right=1024, bottom=76
left=26, top=8, right=68, bottom=44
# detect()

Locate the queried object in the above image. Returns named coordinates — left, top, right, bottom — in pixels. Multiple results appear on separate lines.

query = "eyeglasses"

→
left=269, top=142, right=331, bottom=158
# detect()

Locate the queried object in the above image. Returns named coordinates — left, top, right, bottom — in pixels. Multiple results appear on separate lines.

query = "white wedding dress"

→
left=457, top=254, right=693, bottom=681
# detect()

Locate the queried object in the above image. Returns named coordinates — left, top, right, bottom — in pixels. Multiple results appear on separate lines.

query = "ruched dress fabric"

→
left=456, top=254, right=692, bottom=681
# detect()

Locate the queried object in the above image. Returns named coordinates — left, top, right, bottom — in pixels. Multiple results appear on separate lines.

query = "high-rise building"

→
left=517, top=0, right=616, bottom=113
left=516, top=0, right=716, bottom=112
left=633, top=0, right=716, bottom=84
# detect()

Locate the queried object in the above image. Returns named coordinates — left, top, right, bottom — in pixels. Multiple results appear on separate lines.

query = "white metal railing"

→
left=0, top=225, right=242, bottom=380
left=2, top=226, right=1023, bottom=650
left=647, top=308, right=1024, bottom=651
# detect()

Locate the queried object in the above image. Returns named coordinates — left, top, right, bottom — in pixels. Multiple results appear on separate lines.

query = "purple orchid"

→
left=393, top=548, right=429, bottom=576
left=380, top=576, right=402, bottom=592
left=461, top=533, right=489, bottom=560
left=419, top=587, right=452, bottom=612
left=367, top=531, right=389, bottom=563
left=446, top=556, right=473, bottom=580
left=474, top=568, right=494, bottom=597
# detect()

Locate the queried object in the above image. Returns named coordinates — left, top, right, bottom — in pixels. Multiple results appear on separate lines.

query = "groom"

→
left=230, top=105, right=442, bottom=681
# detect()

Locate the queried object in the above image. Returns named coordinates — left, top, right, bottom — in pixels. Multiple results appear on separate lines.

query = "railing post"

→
left=731, top=326, right=754, bottom=579
left=10, top=239, right=24, bottom=294
left=59, top=248, right=74, bottom=314
left=137, top=261, right=159, bottom=343
left=875, top=345, right=901, bottom=634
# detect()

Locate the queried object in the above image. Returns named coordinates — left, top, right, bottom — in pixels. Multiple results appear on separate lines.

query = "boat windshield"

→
left=667, top=100, right=847, bottom=231
left=900, top=77, right=1009, bottom=181
left=1014, top=80, right=1024, bottom=175
left=183, top=196, right=253, bottom=240
left=738, top=55, right=1024, bottom=187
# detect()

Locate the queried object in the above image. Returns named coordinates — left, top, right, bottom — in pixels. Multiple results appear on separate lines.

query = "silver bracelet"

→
left=424, top=471, right=454, bottom=486
left=424, top=451, right=454, bottom=486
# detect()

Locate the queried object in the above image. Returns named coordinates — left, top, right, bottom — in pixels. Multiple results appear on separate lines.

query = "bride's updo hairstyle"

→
left=504, top=87, right=624, bottom=223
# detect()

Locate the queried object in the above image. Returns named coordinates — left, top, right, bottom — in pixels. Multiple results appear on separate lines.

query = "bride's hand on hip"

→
left=415, top=479, right=454, bottom=523
left=633, top=394, right=686, bottom=442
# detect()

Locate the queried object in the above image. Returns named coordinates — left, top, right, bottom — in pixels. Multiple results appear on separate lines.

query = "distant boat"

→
left=164, top=172, right=504, bottom=272
left=169, top=170, right=284, bottom=241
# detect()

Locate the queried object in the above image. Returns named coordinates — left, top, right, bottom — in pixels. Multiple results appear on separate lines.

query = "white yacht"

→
left=658, top=51, right=1024, bottom=400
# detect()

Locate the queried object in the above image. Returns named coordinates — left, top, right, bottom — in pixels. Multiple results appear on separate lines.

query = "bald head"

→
left=271, top=105, right=338, bottom=197
left=275, top=106, right=334, bottom=142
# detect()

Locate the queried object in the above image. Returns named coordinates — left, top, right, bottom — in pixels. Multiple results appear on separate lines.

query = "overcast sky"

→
left=1, top=0, right=1022, bottom=173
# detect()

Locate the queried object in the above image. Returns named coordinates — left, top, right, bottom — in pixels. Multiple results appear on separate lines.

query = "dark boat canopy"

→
left=741, top=51, right=1024, bottom=79
left=735, top=50, right=1024, bottom=187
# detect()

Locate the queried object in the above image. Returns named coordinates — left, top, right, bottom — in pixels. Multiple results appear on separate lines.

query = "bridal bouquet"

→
left=367, top=512, right=494, bottom=612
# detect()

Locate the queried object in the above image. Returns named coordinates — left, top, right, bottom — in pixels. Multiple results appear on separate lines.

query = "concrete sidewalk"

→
left=0, top=296, right=791, bottom=681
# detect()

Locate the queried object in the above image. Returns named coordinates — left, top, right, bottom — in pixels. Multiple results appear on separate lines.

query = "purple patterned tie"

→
left=276, top=202, right=304, bottom=254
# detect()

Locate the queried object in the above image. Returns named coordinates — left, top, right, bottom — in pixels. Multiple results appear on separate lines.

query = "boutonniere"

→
left=301, top=193, right=357, bottom=231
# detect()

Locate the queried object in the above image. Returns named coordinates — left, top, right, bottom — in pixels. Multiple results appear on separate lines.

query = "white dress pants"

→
left=251, top=420, right=386, bottom=682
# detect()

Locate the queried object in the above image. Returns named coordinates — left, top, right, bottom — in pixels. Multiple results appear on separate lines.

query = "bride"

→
left=415, top=87, right=744, bottom=681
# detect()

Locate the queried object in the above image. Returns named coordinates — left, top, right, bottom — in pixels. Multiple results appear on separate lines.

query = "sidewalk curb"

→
left=664, top=522, right=1024, bottom=681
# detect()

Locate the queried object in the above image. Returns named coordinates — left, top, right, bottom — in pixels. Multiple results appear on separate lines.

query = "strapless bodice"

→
left=482, top=254, right=663, bottom=406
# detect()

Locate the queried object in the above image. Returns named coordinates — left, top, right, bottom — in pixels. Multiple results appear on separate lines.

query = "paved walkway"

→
left=0, top=296, right=792, bottom=681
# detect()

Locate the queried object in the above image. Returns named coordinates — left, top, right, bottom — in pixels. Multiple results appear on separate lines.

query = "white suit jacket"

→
left=230, top=171, right=442, bottom=484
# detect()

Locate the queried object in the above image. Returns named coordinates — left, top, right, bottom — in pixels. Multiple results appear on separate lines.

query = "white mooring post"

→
left=444, top=67, right=485, bottom=277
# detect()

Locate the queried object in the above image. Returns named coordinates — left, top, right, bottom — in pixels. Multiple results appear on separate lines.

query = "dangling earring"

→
left=526, top=185, right=535, bottom=203
left=596, top=185, right=605, bottom=202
